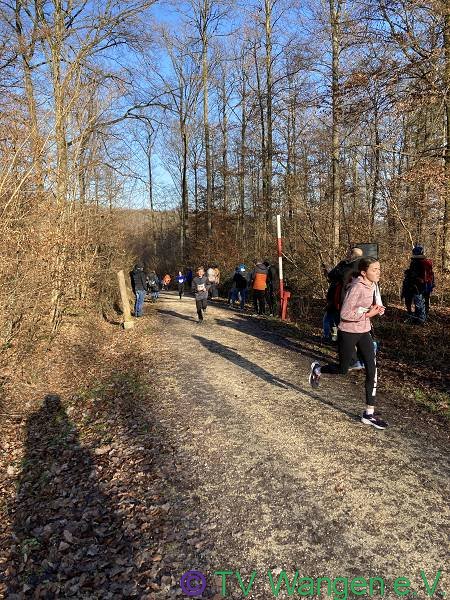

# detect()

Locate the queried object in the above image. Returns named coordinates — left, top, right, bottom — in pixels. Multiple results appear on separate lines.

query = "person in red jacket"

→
left=309, top=256, right=388, bottom=430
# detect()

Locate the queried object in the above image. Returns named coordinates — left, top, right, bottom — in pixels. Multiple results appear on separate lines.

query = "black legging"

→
left=321, top=330, right=377, bottom=405
left=178, top=283, right=184, bottom=298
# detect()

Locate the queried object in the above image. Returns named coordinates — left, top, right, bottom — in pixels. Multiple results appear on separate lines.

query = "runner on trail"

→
left=176, top=270, right=186, bottom=299
left=162, top=274, right=171, bottom=290
left=309, top=256, right=388, bottom=430
left=250, top=259, right=269, bottom=316
left=192, top=266, right=210, bottom=323
left=130, top=263, right=147, bottom=318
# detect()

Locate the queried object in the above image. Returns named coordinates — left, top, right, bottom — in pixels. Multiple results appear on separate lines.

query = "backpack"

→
left=147, top=274, right=158, bottom=291
left=326, top=260, right=351, bottom=311
left=332, top=281, right=344, bottom=311
left=423, top=260, right=435, bottom=294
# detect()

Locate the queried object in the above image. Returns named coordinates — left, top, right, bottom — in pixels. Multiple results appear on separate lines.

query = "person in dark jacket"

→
left=229, top=266, right=240, bottom=306
left=130, top=263, right=147, bottom=317
left=250, top=260, right=269, bottom=316
left=146, top=270, right=159, bottom=302
left=192, top=266, right=211, bottom=323
left=232, top=264, right=248, bottom=310
left=323, top=247, right=364, bottom=341
left=402, top=245, right=435, bottom=323
left=264, top=261, right=279, bottom=316
left=186, top=268, right=193, bottom=290
left=176, top=270, right=186, bottom=299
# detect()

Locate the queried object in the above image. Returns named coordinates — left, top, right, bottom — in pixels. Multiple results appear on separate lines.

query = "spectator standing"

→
left=233, top=264, right=248, bottom=310
left=146, top=270, right=160, bottom=302
left=130, top=263, right=147, bottom=317
left=250, top=260, right=269, bottom=316
left=206, top=266, right=217, bottom=299
left=229, top=266, right=240, bottom=306
left=213, top=266, right=220, bottom=299
left=402, top=245, right=435, bottom=323
left=264, top=261, right=279, bottom=316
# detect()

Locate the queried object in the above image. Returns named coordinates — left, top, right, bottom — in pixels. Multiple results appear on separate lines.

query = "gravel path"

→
left=139, top=292, right=449, bottom=600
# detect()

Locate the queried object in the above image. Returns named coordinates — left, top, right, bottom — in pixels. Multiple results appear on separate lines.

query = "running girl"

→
left=309, top=257, right=388, bottom=429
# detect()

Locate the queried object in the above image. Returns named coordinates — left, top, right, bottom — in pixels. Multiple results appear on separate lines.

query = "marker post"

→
left=276, top=215, right=290, bottom=320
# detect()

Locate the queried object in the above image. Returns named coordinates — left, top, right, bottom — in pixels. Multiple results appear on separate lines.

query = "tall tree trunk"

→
left=286, top=92, right=292, bottom=220
left=264, top=0, right=273, bottom=236
left=330, top=0, right=342, bottom=260
left=239, top=64, right=247, bottom=246
left=15, top=0, right=44, bottom=190
left=50, top=0, right=69, bottom=208
left=443, top=0, right=450, bottom=271
left=194, top=158, right=199, bottom=241
left=41, top=0, right=69, bottom=331
left=254, top=42, right=266, bottom=237
left=370, top=106, right=380, bottom=238
left=147, top=130, right=154, bottom=211
left=181, top=123, right=189, bottom=261
left=202, top=8, right=212, bottom=237
left=221, top=75, right=228, bottom=213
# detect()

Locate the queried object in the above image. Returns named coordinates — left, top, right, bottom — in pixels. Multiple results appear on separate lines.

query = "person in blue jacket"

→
left=176, top=270, right=186, bottom=299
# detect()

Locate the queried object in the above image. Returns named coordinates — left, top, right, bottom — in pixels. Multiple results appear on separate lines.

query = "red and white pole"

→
left=276, top=215, right=284, bottom=316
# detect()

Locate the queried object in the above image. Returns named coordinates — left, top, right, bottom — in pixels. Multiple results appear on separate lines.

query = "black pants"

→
left=321, top=331, right=377, bottom=405
left=253, top=290, right=266, bottom=315
left=266, top=289, right=276, bottom=315
left=178, top=283, right=184, bottom=298
left=196, top=297, right=207, bottom=320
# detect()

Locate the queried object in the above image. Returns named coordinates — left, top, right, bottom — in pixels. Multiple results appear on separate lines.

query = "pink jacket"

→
left=338, top=276, right=375, bottom=334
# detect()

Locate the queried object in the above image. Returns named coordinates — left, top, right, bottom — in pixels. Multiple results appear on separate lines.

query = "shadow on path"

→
left=214, top=315, right=333, bottom=364
left=6, top=394, right=145, bottom=598
left=193, top=335, right=357, bottom=421
left=157, top=308, right=195, bottom=322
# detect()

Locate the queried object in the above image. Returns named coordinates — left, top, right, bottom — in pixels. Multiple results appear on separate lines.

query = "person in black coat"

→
left=130, top=263, right=147, bottom=317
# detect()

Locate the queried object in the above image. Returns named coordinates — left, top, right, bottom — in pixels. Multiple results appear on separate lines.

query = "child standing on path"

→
left=192, top=266, right=210, bottom=323
left=309, top=257, right=388, bottom=430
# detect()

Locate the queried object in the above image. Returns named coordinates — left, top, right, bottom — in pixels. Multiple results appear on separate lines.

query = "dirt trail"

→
left=3, top=291, right=447, bottom=599
left=137, top=292, right=449, bottom=599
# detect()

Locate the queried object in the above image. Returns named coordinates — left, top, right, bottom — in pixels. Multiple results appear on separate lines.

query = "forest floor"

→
left=0, top=292, right=448, bottom=599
